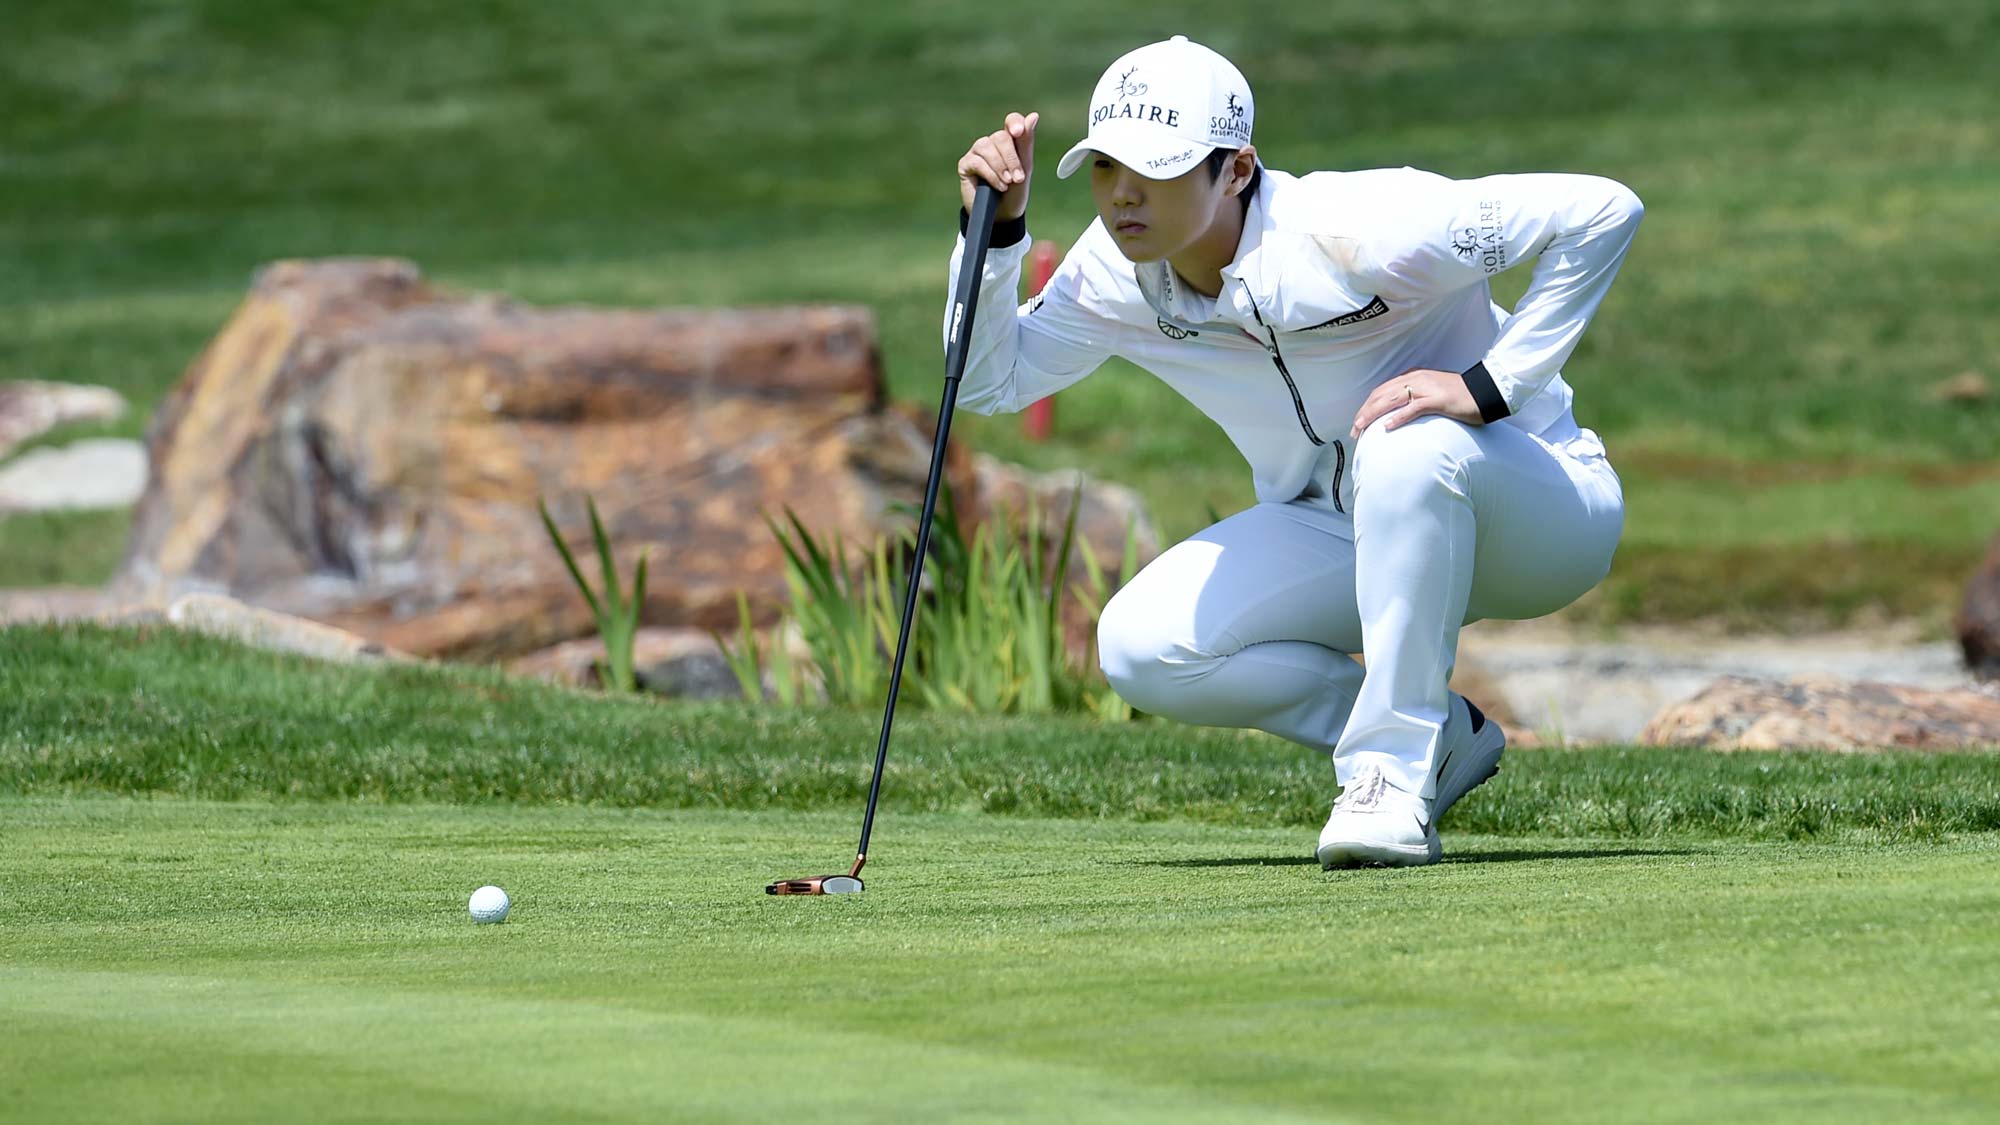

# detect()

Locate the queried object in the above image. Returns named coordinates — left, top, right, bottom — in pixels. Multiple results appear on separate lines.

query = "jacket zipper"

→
left=1245, top=295, right=1325, bottom=447
left=1243, top=290, right=1345, bottom=513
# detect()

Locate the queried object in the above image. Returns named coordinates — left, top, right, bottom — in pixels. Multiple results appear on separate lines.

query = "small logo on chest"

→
left=1303, top=295, right=1389, bottom=331
left=1156, top=317, right=1199, bottom=340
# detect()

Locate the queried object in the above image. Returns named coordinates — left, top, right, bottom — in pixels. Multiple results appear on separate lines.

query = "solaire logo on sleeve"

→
left=1450, top=200, right=1510, bottom=275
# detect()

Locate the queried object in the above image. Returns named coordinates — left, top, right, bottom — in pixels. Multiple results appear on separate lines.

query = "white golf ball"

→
left=469, top=885, right=510, bottom=924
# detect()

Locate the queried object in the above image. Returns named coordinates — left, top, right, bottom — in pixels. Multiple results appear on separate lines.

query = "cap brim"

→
left=1055, top=122, right=1208, bottom=180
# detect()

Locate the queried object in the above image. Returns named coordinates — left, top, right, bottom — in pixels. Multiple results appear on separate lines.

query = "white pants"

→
left=1097, top=415, right=1625, bottom=797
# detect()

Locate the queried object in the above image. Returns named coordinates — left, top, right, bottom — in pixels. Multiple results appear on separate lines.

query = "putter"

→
left=766, top=181, right=1006, bottom=897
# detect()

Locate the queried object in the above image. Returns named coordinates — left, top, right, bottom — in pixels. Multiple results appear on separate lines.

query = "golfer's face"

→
left=1088, top=154, right=1220, bottom=263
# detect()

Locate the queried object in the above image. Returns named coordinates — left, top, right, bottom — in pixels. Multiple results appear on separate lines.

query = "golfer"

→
left=948, top=36, right=1643, bottom=867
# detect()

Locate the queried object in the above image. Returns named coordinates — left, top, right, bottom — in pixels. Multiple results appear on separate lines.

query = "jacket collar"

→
left=1217, top=169, right=1280, bottom=326
left=1218, top=166, right=1272, bottom=287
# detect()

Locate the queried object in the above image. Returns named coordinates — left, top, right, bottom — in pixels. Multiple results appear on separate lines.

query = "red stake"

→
left=1023, top=240, right=1059, bottom=441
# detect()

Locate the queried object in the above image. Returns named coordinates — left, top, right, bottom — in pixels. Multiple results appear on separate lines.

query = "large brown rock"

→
left=1639, top=675, right=2000, bottom=750
left=116, top=258, right=1156, bottom=660
left=1958, top=533, right=2000, bottom=680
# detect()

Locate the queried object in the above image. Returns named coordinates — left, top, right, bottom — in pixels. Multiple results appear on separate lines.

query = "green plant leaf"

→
left=715, top=591, right=765, bottom=703
left=587, top=496, right=622, bottom=621
left=1048, top=480, right=1084, bottom=660
left=1119, top=515, right=1141, bottom=587
left=539, top=496, right=604, bottom=622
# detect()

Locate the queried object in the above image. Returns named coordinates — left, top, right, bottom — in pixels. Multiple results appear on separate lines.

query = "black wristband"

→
left=961, top=208, right=1028, bottom=248
left=1460, top=361, right=1511, bottom=424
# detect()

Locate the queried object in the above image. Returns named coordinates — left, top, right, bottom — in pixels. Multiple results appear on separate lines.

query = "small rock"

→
left=1924, top=371, right=1991, bottom=405
left=1639, top=674, right=2000, bottom=750
left=636, top=647, right=742, bottom=700
left=0, top=381, right=127, bottom=460
left=164, top=592, right=411, bottom=664
left=508, top=627, right=740, bottom=698
left=1959, top=532, right=2000, bottom=680
left=0, top=439, right=148, bottom=512
left=0, top=586, right=115, bottom=625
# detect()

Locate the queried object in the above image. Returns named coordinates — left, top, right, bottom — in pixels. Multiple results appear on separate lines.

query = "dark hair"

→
left=1204, top=147, right=1261, bottom=205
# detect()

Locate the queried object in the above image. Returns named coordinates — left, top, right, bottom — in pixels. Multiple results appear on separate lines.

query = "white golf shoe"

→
left=1435, top=695, right=1507, bottom=820
left=1316, top=767, right=1440, bottom=868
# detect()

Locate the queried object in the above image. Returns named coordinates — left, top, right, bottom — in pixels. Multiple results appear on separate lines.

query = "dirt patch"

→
left=1457, top=618, right=1977, bottom=745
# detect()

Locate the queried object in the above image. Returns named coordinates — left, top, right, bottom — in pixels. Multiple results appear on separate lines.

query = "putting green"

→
left=4, top=798, right=1995, bottom=1122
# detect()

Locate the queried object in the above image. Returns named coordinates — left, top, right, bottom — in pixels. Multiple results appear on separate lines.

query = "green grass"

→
left=7, top=624, right=2000, bottom=839
left=5, top=627, right=2000, bottom=1120
left=0, top=507, right=130, bottom=587
left=3, top=1, right=1997, bottom=620
left=5, top=800, right=1998, bottom=1123
left=1540, top=457, right=1999, bottom=628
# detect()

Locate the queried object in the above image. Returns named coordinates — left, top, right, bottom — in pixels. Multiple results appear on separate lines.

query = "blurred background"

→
left=3, top=0, right=1995, bottom=632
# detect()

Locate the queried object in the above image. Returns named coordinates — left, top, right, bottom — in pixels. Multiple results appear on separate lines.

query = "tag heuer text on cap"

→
left=1055, top=35, right=1255, bottom=181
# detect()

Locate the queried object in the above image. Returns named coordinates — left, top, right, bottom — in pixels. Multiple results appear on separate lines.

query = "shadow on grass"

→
left=1137, top=856, right=1322, bottom=868
left=1444, top=847, right=1699, bottom=865
left=1136, top=847, right=1700, bottom=869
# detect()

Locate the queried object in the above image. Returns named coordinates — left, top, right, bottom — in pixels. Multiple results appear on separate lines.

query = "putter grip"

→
left=942, top=182, right=1002, bottom=386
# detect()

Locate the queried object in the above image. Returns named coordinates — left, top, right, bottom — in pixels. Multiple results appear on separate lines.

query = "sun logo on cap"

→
left=1227, top=93, right=1244, bottom=120
left=1116, top=66, right=1148, bottom=100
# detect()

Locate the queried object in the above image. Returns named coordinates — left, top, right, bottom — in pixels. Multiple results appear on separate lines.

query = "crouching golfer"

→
left=948, top=36, right=1643, bottom=867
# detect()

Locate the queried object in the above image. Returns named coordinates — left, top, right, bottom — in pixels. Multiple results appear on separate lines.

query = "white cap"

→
left=1055, top=36, right=1254, bottom=181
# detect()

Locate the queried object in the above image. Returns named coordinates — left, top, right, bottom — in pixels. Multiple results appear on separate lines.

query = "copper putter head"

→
left=766, top=856, right=867, bottom=896
left=766, top=874, right=864, bottom=895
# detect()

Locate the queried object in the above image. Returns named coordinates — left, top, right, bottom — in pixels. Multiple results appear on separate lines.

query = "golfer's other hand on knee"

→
left=1351, top=368, right=1484, bottom=439
left=957, top=111, right=1038, bottom=221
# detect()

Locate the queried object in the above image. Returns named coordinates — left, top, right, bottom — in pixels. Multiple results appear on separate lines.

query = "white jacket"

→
left=945, top=166, right=1644, bottom=516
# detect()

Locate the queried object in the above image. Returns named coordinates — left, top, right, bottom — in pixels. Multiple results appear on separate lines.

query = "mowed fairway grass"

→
left=3, top=0, right=1998, bottom=623
left=5, top=626, right=2000, bottom=1121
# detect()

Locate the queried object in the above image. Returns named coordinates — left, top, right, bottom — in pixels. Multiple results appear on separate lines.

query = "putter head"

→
left=766, top=874, right=864, bottom=896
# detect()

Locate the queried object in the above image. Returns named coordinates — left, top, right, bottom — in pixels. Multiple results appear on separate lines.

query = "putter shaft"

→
left=766, top=184, right=1002, bottom=897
